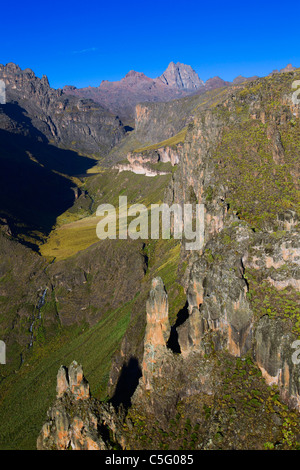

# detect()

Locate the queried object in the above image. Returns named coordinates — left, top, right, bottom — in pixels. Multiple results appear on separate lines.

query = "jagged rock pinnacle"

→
left=37, top=362, right=124, bottom=450
left=142, top=277, right=171, bottom=390
left=56, top=361, right=90, bottom=400
left=159, top=62, right=204, bottom=90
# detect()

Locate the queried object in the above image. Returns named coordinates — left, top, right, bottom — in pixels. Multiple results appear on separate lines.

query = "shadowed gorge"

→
left=0, top=119, right=96, bottom=241
left=111, top=358, right=142, bottom=409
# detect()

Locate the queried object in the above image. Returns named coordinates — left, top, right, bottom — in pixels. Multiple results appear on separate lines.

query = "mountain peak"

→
left=159, top=62, right=204, bottom=90
left=280, top=63, right=296, bottom=73
left=125, top=70, right=142, bottom=77
left=123, top=70, right=150, bottom=82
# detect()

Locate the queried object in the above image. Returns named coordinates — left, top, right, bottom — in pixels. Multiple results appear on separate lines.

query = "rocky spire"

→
left=37, top=361, right=124, bottom=450
left=142, top=277, right=171, bottom=390
left=159, top=62, right=204, bottom=90
left=56, top=361, right=90, bottom=400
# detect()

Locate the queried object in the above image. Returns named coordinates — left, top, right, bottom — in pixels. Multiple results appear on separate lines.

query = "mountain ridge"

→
left=62, top=61, right=296, bottom=121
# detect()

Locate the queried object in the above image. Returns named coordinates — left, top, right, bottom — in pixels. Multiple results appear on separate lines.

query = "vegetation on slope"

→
left=212, top=70, right=300, bottom=230
left=0, top=298, right=134, bottom=449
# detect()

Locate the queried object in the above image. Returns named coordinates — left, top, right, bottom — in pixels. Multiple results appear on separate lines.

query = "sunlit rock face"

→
left=142, top=277, right=172, bottom=390
left=178, top=224, right=254, bottom=358
left=56, top=361, right=90, bottom=400
left=254, top=316, right=300, bottom=410
left=37, top=361, right=123, bottom=450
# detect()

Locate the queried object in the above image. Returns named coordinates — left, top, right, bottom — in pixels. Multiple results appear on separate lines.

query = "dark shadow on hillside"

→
left=0, top=103, right=97, bottom=241
left=167, top=301, right=189, bottom=354
left=2, top=102, right=47, bottom=143
left=124, top=125, right=134, bottom=133
left=1, top=103, right=97, bottom=175
left=111, top=357, right=142, bottom=409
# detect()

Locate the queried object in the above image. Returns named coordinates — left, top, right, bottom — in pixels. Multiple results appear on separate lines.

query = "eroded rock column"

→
left=142, top=277, right=171, bottom=390
left=37, top=361, right=107, bottom=450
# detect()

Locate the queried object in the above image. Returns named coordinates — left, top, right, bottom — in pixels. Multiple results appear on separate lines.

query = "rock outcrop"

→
left=37, top=361, right=123, bottom=450
left=130, top=277, right=217, bottom=430
left=141, top=277, right=172, bottom=390
left=270, top=63, right=297, bottom=75
left=56, top=362, right=90, bottom=400
left=254, top=316, right=300, bottom=410
left=126, top=147, right=180, bottom=167
left=178, top=224, right=254, bottom=358
left=113, top=146, right=180, bottom=176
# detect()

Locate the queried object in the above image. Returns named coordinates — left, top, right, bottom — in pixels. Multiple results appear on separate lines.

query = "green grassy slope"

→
left=0, top=298, right=134, bottom=449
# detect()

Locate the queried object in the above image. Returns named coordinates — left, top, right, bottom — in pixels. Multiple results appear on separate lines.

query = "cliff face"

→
left=113, top=146, right=180, bottom=176
left=0, top=63, right=125, bottom=155
left=178, top=224, right=254, bottom=358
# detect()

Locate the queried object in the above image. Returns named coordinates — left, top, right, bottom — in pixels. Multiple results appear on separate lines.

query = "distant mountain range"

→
left=62, top=61, right=257, bottom=122
left=63, top=61, right=297, bottom=122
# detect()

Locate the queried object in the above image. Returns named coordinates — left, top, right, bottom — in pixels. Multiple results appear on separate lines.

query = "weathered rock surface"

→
left=109, top=70, right=300, bottom=451
left=37, top=361, right=123, bottom=450
left=254, top=316, right=300, bottom=410
left=0, top=63, right=125, bottom=155
left=56, top=362, right=90, bottom=400
left=115, top=161, right=169, bottom=177
left=178, top=224, right=254, bottom=358
left=140, top=277, right=172, bottom=390
left=159, top=62, right=204, bottom=91
left=131, top=277, right=216, bottom=428
left=113, top=146, right=180, bottom=176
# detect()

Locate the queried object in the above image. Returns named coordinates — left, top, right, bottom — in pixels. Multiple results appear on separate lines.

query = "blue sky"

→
left=1, top=0, right=300, bottom=89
